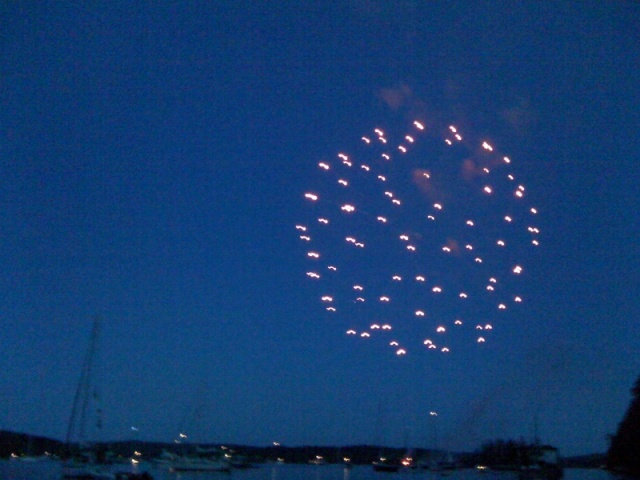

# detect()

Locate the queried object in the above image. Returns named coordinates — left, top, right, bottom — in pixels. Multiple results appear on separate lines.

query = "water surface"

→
left=0, top=461, right=617, bottom=480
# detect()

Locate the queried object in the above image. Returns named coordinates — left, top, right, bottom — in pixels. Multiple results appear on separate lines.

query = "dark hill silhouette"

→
left=0, top=431, right=63, bottom=458
left=0, top=430, right=593, bottom=468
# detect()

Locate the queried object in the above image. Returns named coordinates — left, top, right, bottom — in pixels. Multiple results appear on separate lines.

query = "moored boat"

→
left=372, top=457, right=400, bottom=472
left=518, top=445, right=563, bottom=480
left=61, top=462, right=115, bottom=480
left=62, top=317, right=154, bottom=480
left=167, top=447, right=230, bottom=473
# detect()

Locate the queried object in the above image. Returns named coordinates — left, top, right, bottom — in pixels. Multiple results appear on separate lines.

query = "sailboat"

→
left=61, top=317, right=111, bottom=479
left=518, top=417, right=563, bottom=480
left=371, top=402, right=400, bottom=473
left=372, top=457, right=401, bottom=473
left=61, top=317, right=153, bottom=480
left=166, top=446, right=231, bottom=473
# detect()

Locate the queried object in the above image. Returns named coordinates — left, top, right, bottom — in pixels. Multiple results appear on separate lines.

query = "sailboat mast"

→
left=65, top=317, right=101, bottom=446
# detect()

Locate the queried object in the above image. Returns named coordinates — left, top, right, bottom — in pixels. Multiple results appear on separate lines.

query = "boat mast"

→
left=65, top=317, right=101, bottom=446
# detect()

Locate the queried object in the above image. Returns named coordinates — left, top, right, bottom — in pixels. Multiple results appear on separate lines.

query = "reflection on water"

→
left=0, top=461, right=619, bottom=480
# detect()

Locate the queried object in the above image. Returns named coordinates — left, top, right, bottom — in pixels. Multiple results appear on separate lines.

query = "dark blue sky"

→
left=1, top=1, right=639, bottom=456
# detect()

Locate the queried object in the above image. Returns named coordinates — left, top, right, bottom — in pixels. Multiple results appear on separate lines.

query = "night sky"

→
left=2, top=1, right=639, bottom=457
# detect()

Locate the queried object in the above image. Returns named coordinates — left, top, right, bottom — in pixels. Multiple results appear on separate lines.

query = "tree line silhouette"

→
left=607, top=372, right=640, bottom=476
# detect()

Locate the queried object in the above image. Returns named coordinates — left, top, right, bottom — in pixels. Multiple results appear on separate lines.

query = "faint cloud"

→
left=461, top=158, right=481, bottom=181
left=412, top=168, right=438, bottom=198
left=501, top=96, right=538, bottom=133
left=379, top=84, right=414, bottom=110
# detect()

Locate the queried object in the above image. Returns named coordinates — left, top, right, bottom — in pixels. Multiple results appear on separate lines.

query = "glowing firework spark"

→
left=297, top=118, right=540, bottom=354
